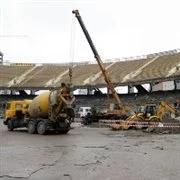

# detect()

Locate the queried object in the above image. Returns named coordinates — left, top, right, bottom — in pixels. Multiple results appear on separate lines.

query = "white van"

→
left=78, top=107, right=91, bottom=118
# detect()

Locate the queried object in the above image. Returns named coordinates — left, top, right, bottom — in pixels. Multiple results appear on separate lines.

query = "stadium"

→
left=0, top=49, right=180, bottom=112
left=1, top=3, right=180, bottom=179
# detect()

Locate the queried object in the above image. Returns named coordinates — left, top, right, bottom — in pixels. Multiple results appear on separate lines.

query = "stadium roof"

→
left=0, top=51, right=180, bottom=90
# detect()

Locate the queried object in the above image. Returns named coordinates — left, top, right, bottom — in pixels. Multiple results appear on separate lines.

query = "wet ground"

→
left=0, top=119, right=180, bottom=180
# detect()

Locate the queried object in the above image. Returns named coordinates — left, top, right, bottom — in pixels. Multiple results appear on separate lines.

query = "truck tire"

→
left=28, top=121, right=37, bottom=134
left=7, top=120, right=14, bottom=131
left=37, top=121, right=47, bottom=135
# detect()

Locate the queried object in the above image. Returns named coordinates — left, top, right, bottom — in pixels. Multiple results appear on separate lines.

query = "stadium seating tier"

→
left=0, top=52, right=180, bottom=88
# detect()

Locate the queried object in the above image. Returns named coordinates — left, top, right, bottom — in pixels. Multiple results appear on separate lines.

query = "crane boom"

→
left=72, top=10, right=123, bottom=110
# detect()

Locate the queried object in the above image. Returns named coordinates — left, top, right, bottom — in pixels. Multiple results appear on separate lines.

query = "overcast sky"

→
left=0, top=0, right=180, bottom=63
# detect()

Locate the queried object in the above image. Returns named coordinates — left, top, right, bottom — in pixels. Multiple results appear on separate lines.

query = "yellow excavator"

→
left=134, top=101, right=177, bottom=121
left=112, top=101, right=178, bottom=130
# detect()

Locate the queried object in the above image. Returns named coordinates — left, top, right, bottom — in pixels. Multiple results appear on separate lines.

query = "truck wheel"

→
left=7, top=120, right=14, bottom=131
left=37, top=121, right=47, bottom=135
left=28, top=121, right=37, bottom=134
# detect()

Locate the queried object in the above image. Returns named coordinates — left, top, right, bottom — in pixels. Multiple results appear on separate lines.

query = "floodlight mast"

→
left=72, top=10, right=123, bottom=110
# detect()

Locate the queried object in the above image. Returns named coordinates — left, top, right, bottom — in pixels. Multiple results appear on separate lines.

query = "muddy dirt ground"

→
left=0, top=119, right=180, bottom=180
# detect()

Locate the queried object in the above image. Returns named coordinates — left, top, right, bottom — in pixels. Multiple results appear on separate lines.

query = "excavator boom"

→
left=156, top=101, right=177, bottom=120
left=72, top=10, right=123, bottom=110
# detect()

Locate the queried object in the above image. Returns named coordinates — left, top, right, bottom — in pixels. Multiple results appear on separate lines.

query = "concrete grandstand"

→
left=0, top=49, right=180, bottom=115
left=0, top=49, right=180, bottom=92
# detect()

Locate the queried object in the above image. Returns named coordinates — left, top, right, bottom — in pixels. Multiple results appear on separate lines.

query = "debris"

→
left=145, top=127, right=155, bottom=133
left=160, top=130, right=170, bottom=134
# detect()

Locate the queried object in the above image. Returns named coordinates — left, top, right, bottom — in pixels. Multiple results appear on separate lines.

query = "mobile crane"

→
left=72, top=10, right=130, bottom=119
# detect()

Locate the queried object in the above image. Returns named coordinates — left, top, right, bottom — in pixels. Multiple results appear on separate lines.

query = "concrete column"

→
left=0, top=51, right=3, bottom=64
left=174, top=80, right=177, bottom=90
left=30, top=90, right=36, bottom=95
left=128, top=85, right=134, bottom=94
left=87, top=87, right=92, bottom=95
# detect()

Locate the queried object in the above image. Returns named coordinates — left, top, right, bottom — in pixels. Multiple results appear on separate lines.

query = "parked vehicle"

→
left=3, top=83, right=75, bottom=135
left=78, top=107, right=91, bottom=118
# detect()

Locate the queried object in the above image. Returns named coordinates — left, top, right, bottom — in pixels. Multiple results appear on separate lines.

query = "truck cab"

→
left=4, top=100, right=32, bottom=129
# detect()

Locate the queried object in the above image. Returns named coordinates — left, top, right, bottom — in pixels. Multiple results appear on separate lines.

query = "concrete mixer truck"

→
left=3, top=83, right=75, bottom=135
